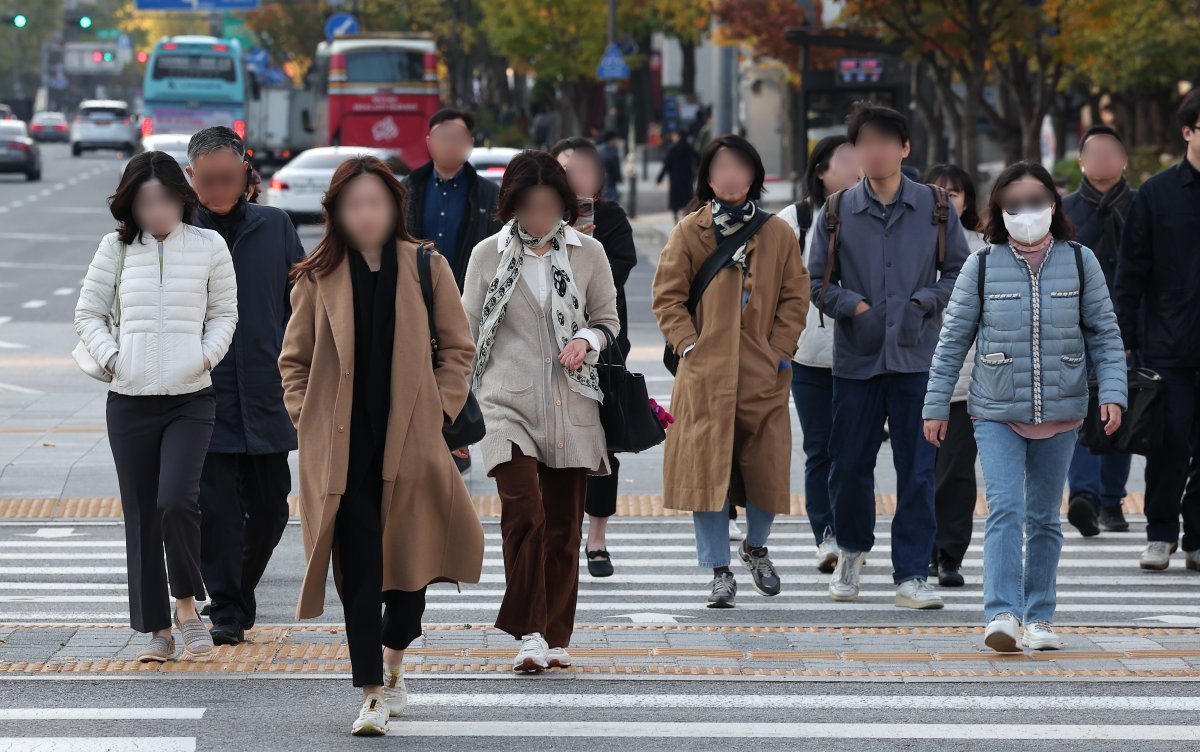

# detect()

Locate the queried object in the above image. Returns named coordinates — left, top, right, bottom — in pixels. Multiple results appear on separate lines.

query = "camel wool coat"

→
left=652, top=205, right=810, bottom=514
left=279, top=242, right=484, bottom=620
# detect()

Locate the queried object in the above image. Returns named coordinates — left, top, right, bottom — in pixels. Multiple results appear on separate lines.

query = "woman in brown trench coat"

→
left=278, top=156, right=483, bottom=736
left=652, top=135, right=810, bottom=610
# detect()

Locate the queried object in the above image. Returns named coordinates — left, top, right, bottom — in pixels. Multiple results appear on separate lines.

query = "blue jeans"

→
left=1067, top=441, right=1131, bottom=510
left=694, top=497, right=775, bottom=568
left=791, top=364, right=835, bottom=544
left=974, top=421, right=1077, bottom=624
left=829, top=372, right=936, bottom=584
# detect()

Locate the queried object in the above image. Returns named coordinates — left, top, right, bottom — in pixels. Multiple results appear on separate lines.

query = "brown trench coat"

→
left=278, top=242, right=484, bottom=620
left=651, top=206, right=810, bottom=514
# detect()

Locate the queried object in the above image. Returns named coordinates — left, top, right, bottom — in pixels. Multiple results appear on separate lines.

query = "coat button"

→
left=545, top=357, right=551, bottom=364
left=538, top=311, right=545, bottom=318
left=557, top=442, right=564, bottom=449
left=555, top=399, right=561, bottom=406
left=337, top=425, right=344, bottom=432
left=344, top=370, right=350, bottom=376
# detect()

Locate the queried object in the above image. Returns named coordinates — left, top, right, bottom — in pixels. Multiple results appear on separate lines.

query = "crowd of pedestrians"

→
left=70, top=88, right=1200, bottom=735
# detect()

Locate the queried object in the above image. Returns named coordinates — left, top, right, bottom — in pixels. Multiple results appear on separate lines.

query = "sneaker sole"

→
left=1023, top=639, right=1062, bottom=651
left=706, top=599, right=736, bottom=609
left=827, top=589, right=859, bottom=602
left=137, top=654, right=172, bottom=663
left=1188, top=559, right=1200, bottom=572
left=1140, top=560, right=1170, bottom=571
left=984, top=629, right=1020, bottom=653
left=181, top=645, right=214, bottom=659
left=512, top=657, right=547, bottom=673
left=895, top=596, right=944, bottom=610
left=547, top=659, right=573, bottom=668
left=351, top=721, right=388, bottom=736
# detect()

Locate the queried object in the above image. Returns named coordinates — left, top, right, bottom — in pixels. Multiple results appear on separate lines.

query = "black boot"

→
left=1067, top=495, right=1101, bottom=537
left=937, top=554, right=965, bottom=588
left=1098, top=506, right=1130, bottom=533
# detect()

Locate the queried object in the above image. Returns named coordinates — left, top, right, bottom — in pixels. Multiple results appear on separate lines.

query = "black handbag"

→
left=417, top=245, right=486, bottom=450
left=1080, top=366, right=1164, bottom=457
left=595, top=324, right=666, bottom=453
left=663, top=210, right=772, bottom=375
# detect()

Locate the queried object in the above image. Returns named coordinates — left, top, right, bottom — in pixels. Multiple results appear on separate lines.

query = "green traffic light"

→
left=13, top=14, right=28, bottom=28
left=79, top=16, right=92, bottom=30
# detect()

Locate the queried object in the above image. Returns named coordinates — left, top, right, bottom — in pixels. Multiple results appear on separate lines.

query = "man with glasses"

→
left=1063, top=126, right=1136, bottom=537
left=1116, top=89, right=1200, bottom=572
left=808, top=104, right=970, bottom=610
left=187, top=126, right=305, bottom=645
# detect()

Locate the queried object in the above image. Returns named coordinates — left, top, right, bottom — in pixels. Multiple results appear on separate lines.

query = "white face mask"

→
left=1002, top=206, right=1053, bottom=245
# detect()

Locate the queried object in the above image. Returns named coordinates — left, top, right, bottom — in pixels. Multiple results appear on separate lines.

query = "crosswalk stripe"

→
left=0, top=739, right=196, bottom=751
left=383, top=722, right=1199, bottom=740
left=0, top=568, right=127, bottom=575
left=0, top=709, right=205, bottom=720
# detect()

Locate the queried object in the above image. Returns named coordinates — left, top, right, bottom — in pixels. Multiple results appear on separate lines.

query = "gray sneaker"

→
left=136, top=634, right=175, bottom=663
left=173, top=610, right=214, bottom=658
left=738, top=542, right=781, bottom=596
left=1140, top=541, right=1177, bottom=571
left=895, top=578, right=944, bottom=609
left=828, top=549, right=863, bottom=601
left=707, top=571, right=737, bottom=608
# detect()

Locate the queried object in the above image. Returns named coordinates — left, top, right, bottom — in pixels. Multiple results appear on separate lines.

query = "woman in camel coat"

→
left=278, top=155, right=483, bottom=736
left=652, top=135, right=809, bottom=610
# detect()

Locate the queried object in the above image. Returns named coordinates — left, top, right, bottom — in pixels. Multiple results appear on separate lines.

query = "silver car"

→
left=71, top=100, right=136, bottom=156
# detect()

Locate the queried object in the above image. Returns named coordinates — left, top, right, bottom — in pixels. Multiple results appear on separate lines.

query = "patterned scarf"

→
left=711, top=198, right=757, bottom=267
left=471, top=219, right=601, bottom=402
left=1077, top=176, right=1130, bottom=261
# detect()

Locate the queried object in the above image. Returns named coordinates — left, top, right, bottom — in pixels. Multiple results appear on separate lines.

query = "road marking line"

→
left=0, top=554, right=125, bottom=560
left=0, top=382, right=43, bottom=396
left=52, top=288, right=75, bottom=296
left=0, top=708, right=204, bottom=720
left=52, top=183, right=64, bottom=190
left=0, top=739, right=196, bottom=751
left=0, top=567, right=126, bottom=575
left=19, top=300, right=45, bottom=309
left=0, top=342, right=28, bottom=350
left=0, top=233, right=99, bottom=241
left=383, top=722, right=1200, bottom=740
left=0, top=583, right=126, bottom=590
left=404, top=693, right=1200, bottom=711
left=0, top=542, right=124, bottom=547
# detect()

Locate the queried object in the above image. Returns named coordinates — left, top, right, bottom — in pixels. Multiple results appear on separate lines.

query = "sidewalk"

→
left=2, top=623, right=1197, bottom=681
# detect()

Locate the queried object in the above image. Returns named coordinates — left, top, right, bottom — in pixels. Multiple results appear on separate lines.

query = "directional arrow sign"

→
left=609, top=612, right=693, bottom=624
left=325, top=12, right=361, bottom=41
left=18, top=527, right=87, bottom=539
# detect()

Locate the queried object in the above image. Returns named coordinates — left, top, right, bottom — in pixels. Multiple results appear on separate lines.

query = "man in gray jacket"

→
left=808, top=105, right=970, bottom=610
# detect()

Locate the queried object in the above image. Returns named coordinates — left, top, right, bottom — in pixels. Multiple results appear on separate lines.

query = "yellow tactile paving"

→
left=0, top=493, right=1149, bottom=519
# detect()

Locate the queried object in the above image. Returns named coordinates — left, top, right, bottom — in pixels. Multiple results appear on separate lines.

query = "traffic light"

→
left=91, top=49, right=113, bottom=64
left=3, top=14, right=29, bottom=29
left=78, top=15, right=92, bottom=30
left=136, top=51, right=149, bottom=64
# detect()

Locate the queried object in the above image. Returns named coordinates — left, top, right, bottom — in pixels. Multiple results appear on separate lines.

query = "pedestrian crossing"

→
left=0, top=707, right=202, bottom=751
left=0, top=517, right=1196, bottom=626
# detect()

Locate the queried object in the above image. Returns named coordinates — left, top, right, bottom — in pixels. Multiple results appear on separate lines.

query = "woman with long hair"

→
left=777, top=135, right=859, bottom=573
left=74, top=151, right=238, bottom=662
left=923, top=163, right=986, bottom=588
left=550, top=136, right=638, bottom=578
left=924, top=161, right=1126, bottom=652
left=462, top=150, right=619, bottom=673
left=279, top=155, right=483, bottom=734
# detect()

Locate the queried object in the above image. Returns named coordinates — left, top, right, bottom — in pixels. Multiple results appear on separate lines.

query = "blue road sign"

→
left=325, top=12, right=360, bottom=41
left=136, top=1, right=260, bottom=10
left=596, top=43, right=629, bottom=81
left=246, top=47, right=270, bottom=72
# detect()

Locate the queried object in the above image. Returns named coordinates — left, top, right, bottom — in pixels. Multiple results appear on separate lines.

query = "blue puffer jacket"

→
left=923, top=239, right=1127, bottom=424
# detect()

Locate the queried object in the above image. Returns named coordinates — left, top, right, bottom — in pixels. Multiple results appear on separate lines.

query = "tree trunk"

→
left=680, top=38, right=697, bottom=96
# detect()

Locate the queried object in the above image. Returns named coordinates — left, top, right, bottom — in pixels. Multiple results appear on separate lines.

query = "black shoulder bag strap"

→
left=793, top=199, right=814, bottom=251
left=928, top=183, right=950, bottom=268
left=416, top=243, right=438, bottom=364
left=1068, top=240, right=1085, bottom=329
left=976, top=246, right=989, bottom=324
left=684, top=209, right=772, bottom=315
left=817, top=189, right=845, bottom=328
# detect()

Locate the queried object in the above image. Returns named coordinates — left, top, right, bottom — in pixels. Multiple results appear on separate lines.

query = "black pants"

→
left=199, top=451, right=291, bottom=629
left=336, top=458, right=427, bottom=687
left=584, top=452, right=620, bottom=518
left=106, top=388, right=215, bottom=633
left=933, top=401, right=978, bottom=565
left=1144, top=367, right=1200, bottom=551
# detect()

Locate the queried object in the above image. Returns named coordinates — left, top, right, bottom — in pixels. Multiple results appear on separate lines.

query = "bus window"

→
left=152, top=55, right=237, bottom=82
left=343, top=50, right=425, bottom=83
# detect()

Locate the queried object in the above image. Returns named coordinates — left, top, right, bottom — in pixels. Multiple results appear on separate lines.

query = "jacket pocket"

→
left=1058, top=353, right=1088, bottom=397
left=982, top=293, right=1023, bottom=332
left=1049, top=290, right=1081, bottom=329
left=973, top=356, right=1015, bottom=402
left=567, top=389, right=597, bottom=427
left=898, top=301, right=931, bottom=348
left=839, top=305, right=885, bottom=354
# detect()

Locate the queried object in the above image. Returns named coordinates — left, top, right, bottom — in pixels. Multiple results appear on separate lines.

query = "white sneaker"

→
left=728, top=519, right=743, bottom=541
left=816, top=534, right=839, bottom=574
left=1186, top=549, right=1200, bottom=572
left=828, top=549, right=863, bottom=601
left=895, top=578, right=944, bottom=609
left=984, top=613, right=1021, bottom=653
left=1140, top=541, right=1176, bottom=570
left=1022, top=621, right=1063, bottom=651
left=512, top=632, right=549, bottom=673
left=546, top=647, right=572, bottom=668
left=382, top=663, right=407, bottom=717
left=351, top=693, right=389, bottom=736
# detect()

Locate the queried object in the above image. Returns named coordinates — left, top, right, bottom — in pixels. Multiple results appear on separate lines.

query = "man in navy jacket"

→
left=187, top=126, right=305, bottom=644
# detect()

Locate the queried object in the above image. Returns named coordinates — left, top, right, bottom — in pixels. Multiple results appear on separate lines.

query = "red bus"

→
left=310, top=34, right=440, bottom=168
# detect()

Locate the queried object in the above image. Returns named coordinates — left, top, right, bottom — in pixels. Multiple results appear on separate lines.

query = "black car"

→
left=0, top=121, right=42, bottom=181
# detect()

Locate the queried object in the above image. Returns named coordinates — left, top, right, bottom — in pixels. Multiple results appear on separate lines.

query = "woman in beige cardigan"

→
left=462, top=150, right=619, bottom=673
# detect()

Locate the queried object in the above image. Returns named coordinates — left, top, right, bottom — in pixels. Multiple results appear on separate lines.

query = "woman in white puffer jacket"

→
left=74, top=151, right=237, bottom=663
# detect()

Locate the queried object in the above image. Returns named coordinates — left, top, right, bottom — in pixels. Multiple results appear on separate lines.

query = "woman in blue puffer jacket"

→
left=922, top=161, right=1127, bottom=654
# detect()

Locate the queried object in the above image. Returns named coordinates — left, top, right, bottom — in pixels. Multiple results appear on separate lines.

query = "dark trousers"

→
left=198, top=451, right=291, bottom=629
left=584, top=452, right=620, bottom=518
left=932, top=401, right=978, bottom=565
left=1143, top=367, right=1200, bottom=551
left=791, top=363, right=835, bottom=544
left=335, top=458, right=426, bottom=688
left=492, top=445, right=587, bottom=648
left=106, top=388, right=215, bottom=633
left=1067, top=443, right=1131, bottom=511
left=830, top=373, right=937, bottom=584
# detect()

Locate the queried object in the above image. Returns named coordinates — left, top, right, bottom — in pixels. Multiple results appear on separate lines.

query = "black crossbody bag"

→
left=662, top=210, right=772, bottom=375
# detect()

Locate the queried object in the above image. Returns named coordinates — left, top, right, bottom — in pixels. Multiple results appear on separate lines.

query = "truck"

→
left=244, top=84, right=314, bottom=168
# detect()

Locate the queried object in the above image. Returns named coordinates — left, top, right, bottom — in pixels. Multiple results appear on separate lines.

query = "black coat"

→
left=1115, top=159, right=1200, bottom=367
left=657, top=140, right=698, bottom=212
left=402, top=160, right=502, bottom=290
left=192, top=202, right=305, bottom=454
left=592, top=200, right=637, bottom=356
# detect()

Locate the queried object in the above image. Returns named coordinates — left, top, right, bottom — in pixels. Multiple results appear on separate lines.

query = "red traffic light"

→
left=137, top=51, right=149, bottom=64
left=91, top=50, right=103, bottom=63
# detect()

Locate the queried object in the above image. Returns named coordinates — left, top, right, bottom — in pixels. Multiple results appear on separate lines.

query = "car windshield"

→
left=80, top=107, right=128, bottom=121
left=287, top=151, right=375, bottom=170
left=33, top=113, right=65, bottom=124
left=0, top=123, right=27, bottom=137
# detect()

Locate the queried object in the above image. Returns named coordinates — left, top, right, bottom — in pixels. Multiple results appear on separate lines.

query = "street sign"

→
left=596, top=43, right=629, bottom=81
left=116, top=34, right=131, bottom=51
left=135, top=1, right=261, bottom=10
left=324, top=12, right=360, bottom=41
left=246, top=47, right=270, bottom=72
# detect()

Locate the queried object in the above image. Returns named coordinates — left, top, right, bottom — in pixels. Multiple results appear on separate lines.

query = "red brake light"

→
left=55, top=124, right=67, bottom=131
left=122, top=118, right=131, bottom=126
left=163, top=43, right=178, bottom=50
left=212, top=44, right=228, bottom=52
left=233, top=119, right=246, bottom=139
left=30, top=124, right=41, bottom=131
left=270, top=178, right=288, bottom=191
left=141, top=117, right=154, bottom=137
left=10, top=142, right=29, bottom=151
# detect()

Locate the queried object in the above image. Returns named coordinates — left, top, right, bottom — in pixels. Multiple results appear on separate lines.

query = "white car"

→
left=470, top=146, right=521, bottom=184
left=265, top=146, right=396, bottom=223
left=70, top=100, right=137, bottom=156
left=138, top=134, right=193, bottom=174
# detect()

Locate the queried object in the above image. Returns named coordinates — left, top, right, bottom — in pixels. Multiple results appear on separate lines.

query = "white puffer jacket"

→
left=74, top=223, right=238, bottom=396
